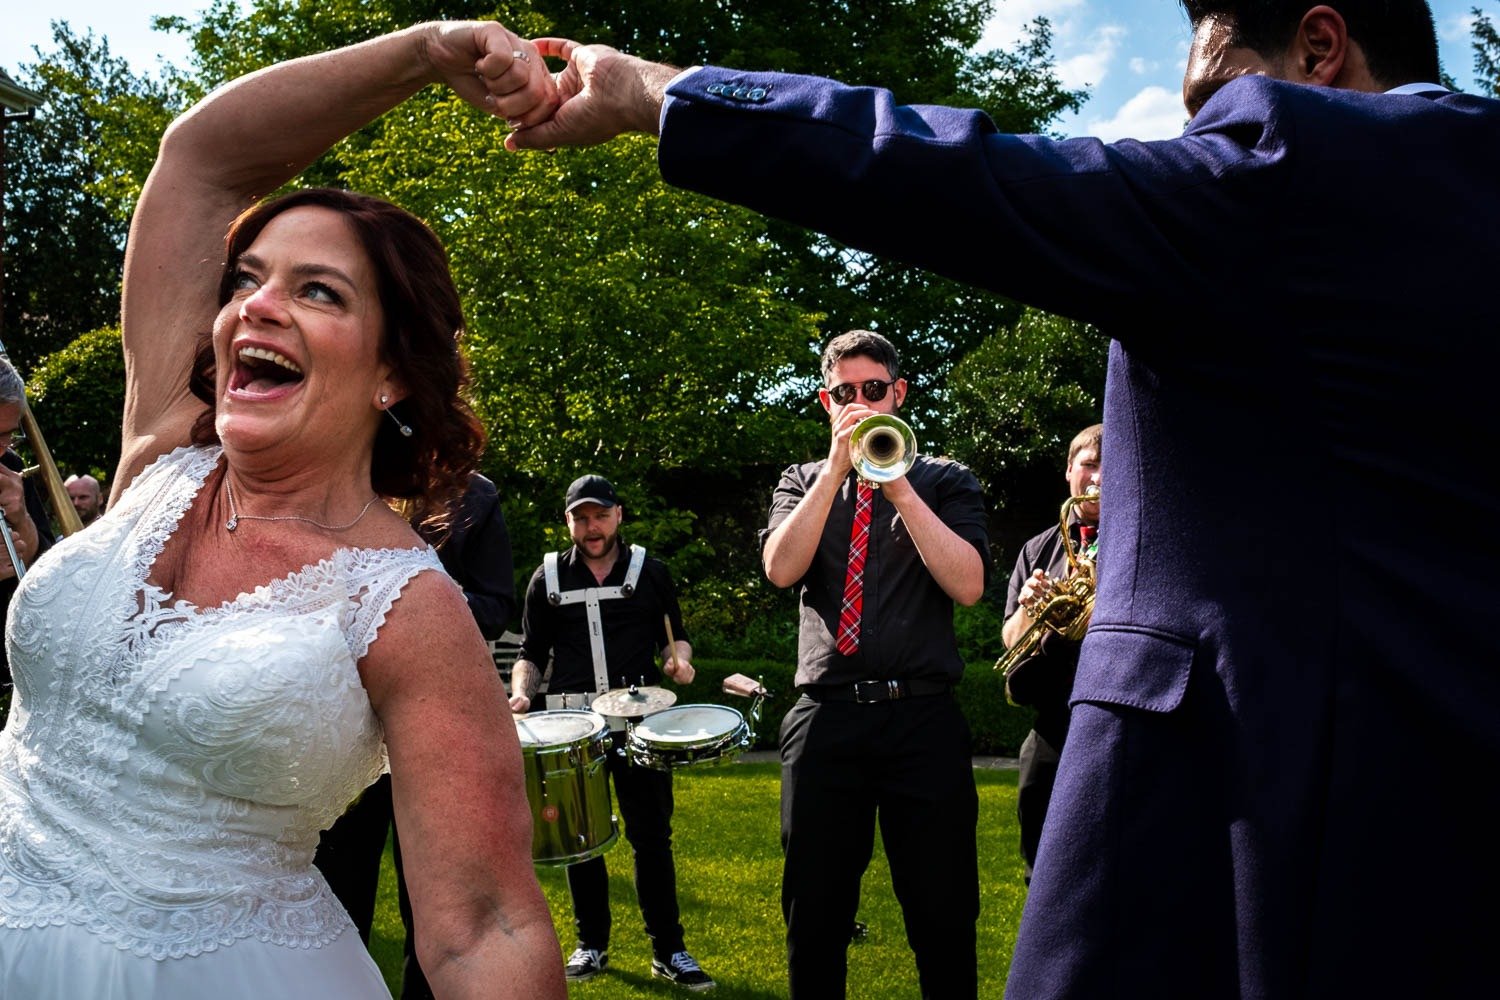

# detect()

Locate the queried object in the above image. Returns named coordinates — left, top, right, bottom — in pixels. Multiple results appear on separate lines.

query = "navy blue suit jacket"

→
left=659, top=69, right=1500, bottom=997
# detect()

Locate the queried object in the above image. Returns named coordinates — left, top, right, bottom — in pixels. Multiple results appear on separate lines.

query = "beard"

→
left=581, top=531, right=619, bottom=559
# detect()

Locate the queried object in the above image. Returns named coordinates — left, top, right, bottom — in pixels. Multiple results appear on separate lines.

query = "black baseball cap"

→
left=565, top=474, right=619, bottom=513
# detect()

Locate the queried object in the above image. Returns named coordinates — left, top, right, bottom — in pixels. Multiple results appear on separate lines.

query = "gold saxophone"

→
left=993, top=487, right=1098, bottom=679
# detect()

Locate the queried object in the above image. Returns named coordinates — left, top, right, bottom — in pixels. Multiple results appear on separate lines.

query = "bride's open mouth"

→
left=228, top=345, right=305, bottom=399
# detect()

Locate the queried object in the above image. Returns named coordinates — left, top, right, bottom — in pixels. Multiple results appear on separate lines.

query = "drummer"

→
left=509, top=474, right=715, bottom=992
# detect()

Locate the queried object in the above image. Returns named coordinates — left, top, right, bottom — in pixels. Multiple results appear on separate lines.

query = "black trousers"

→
left=1016, top=728, right=1063, bottom=885
left=780, top=692, right=979, bottom=999
left=567, top=734, right=686, bottom=959
left=312, top=775, right=434, bottom=999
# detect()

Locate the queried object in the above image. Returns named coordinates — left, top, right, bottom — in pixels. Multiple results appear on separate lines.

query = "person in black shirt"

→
left=761, top=330, right=990, bottom=999
left=0, top=362, right=56, bottom=717
left=1000, top=423, right=1101, bottom=885
left=510, top=474, right=714, bottom=992
left=314, top=472, right=516, bottom=999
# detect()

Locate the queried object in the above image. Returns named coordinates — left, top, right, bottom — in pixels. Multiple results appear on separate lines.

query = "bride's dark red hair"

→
left=189, top=188, right=485, bottom=531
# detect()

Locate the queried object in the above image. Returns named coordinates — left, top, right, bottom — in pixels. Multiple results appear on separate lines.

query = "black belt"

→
left=800, top=677, right=952, bottom=704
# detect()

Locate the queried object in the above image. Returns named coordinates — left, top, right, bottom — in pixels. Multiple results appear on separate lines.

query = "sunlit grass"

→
left=371, top=762, right=1025, bottom=997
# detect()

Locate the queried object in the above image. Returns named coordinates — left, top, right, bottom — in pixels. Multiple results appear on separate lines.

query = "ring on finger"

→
left=511, top=49, right=529, bottom=63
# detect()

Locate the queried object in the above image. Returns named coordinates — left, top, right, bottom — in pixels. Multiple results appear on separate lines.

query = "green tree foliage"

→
left=24, top=325, right=126, bottom=487
left=946, top=307, right=1106, bottom=507
left=10, top=0, right=1095, bottom=651
left=1, top=29, right=174, bottom=370
left=525, top=0, right=1084, bottom=449
left=528, top=0, right=1074, bottom=120
left=338, top=95, right=826, bottom=585
left=1474, top=5, right=1500, bottom=96
left=152, top=0, right=1079, bottom=570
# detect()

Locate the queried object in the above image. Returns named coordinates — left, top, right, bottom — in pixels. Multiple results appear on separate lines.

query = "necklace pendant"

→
left=226, top=516, right=238, bottom=532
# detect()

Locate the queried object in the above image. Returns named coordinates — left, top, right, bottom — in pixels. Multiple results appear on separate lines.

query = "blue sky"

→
left=982, top=0, right=1489, bottom=138
left=2, top=1, right=1492, bottom=141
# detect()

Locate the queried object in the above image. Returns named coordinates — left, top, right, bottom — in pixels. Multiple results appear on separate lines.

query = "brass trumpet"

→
left=849, top=414, right=916, bottom=487
left=993, top=487, right=1099, bottom=679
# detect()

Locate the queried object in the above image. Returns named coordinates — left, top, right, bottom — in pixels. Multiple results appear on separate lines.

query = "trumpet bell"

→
left=849, top=414, right=917, bottom=486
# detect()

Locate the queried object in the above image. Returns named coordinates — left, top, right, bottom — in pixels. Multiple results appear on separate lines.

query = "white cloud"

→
left=980, top=1, right=1130, bottom=91
left=979, top=0, right=1088, bottom=51
left=1082, top=84, right=1187, bottom=141
left=1439, top=12, right=1478, bottom=43
left=1128, top=56, right=1158, bottom=75
left=1056, top=23, right=1127, bottom=90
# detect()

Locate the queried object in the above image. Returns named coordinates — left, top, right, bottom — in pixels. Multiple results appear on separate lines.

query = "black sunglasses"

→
left=826, top=379, right=896, bottom=405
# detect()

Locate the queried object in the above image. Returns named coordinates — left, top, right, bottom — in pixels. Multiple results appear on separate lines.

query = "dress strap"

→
left=340, top=545, right=446, bottom=661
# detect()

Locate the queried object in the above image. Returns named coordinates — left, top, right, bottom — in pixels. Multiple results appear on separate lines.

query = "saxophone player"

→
left=1000, top=423, right=1100, bottom=884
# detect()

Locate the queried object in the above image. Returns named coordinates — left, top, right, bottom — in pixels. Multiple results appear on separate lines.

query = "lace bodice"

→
left=0, top=446, right=441, bottom=959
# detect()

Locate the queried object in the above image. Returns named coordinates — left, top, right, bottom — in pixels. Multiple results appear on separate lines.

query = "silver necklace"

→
left=224, top=476, right=381, bottom=533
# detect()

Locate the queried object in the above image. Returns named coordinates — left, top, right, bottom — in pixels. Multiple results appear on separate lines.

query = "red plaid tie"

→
left=835, top=482, right=874, bottom=656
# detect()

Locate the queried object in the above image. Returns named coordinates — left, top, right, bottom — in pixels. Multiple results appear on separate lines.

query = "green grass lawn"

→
left=367, top=762, right=1026, bottom=997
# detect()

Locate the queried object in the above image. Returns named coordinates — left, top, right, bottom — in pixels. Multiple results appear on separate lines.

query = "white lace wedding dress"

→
left=0, top=445, right=443, bottom=998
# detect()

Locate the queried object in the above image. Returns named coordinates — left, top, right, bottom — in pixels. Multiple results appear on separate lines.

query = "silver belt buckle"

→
left=853, top=679, right=904, bottom=703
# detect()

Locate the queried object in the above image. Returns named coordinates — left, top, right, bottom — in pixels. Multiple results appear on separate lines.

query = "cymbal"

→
left=591, top=685, right=677, bottom=718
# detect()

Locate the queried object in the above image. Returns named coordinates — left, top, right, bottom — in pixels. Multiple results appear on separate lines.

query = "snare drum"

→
left=513, top=710, right=619, bottom=865
left=626, top=703, right=752, bottom=771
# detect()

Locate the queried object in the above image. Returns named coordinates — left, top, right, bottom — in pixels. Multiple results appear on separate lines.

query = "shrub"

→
left=26, top=326, right=125, bottom=485
left=679, top=582, right=798, bottom=662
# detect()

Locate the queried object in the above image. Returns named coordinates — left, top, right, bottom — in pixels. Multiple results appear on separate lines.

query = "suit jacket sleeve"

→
left=660, top=69, right=1292, bottom=339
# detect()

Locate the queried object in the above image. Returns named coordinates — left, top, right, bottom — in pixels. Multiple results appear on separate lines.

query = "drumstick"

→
left=663, top=614, right=681, bottom=678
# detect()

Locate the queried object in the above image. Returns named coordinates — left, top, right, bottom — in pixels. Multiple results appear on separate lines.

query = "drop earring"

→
left=380, top=394, right=413, bottom=438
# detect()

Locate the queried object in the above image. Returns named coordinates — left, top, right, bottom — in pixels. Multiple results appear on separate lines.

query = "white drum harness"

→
left=543, top=544, right=648, bottom=710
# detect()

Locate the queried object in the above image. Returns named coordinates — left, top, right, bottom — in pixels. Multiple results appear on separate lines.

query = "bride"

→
left=0, top=21, right=565, bottom=999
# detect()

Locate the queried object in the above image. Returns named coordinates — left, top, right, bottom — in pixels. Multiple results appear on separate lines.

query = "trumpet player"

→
left=1001, top=423, right=1100, bottom=884
left=762, top=329, right=990, bottom=998
left=0, top=359, right=55, bottom=711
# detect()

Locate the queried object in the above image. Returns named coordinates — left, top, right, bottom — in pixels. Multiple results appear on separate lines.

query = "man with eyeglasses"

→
left=0, top=359, right=55, bottom=722
left=760, top=330, right=990, bottom=997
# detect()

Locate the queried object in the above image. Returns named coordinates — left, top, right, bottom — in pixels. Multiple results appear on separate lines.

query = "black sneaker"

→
left=564, top=946, right=608, bottom=981
left=651, top=950, right=716, bottom=991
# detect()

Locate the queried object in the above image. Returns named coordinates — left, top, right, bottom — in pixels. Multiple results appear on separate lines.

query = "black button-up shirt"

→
left=1002, top=517, right=1093, bottom=739
left=1, top=449, right=55, bottom=678
left=518, top=542, right=687, bottom=693
left=761, top=456, right=990, bottom=688
left=422, top=473, right=515, bottom=640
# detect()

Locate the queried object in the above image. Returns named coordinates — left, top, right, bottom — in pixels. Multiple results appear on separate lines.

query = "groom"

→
left=500, top=2, right=1500, bottom=996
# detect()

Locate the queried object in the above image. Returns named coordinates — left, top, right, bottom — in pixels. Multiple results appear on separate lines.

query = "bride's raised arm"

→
left=115, top=21, right=555, bottom=499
